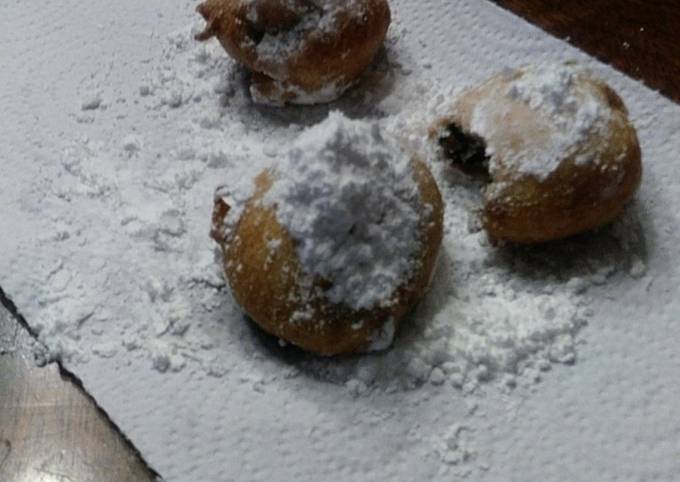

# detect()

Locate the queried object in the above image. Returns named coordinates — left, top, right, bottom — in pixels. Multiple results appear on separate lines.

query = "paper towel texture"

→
left=1, top=1, right=679, bottom=481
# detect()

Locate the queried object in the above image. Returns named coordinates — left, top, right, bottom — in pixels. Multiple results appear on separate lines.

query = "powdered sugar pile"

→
left=264, top=112, right=423, bottom=310
left=468, top=63, right=613, bottom=179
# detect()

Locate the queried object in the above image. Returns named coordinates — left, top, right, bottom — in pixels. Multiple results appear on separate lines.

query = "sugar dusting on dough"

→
left=265, top=112, right=422, bottom=311
left=245, top=0, right=367, bottom=69
left=8, top=26, right=632, bottom=392
left=470, top=63, right=613, bottom=180
left=242, top=0, right=369, bottom=104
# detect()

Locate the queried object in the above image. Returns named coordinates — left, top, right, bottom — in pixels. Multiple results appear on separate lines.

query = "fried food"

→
left=212, top=114, right=443, bottom=354
left=196, top=0, right=391, bottom=105
left=430, top=63, right=642, bottom=244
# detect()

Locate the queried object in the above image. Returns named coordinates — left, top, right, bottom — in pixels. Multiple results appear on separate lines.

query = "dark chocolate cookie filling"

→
left=439, top=124, right=490, bottom=179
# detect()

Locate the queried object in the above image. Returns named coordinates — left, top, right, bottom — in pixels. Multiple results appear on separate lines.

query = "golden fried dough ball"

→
left=430, top=63, right=642, bottom=244
left=212, top=114, right=443, bottom=355
left=196, top=0, right=391, bottom=105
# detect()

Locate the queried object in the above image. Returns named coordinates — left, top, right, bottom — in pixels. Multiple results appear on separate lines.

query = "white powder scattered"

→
left=265, top=112, right=423, bottom=310
left=2, top=2, right=668, bottom=481
left=80, top=90, right=103, bottom=110
left=122, top=134, right=142, bottom=154
left=1, top=19, right=650, bottom=473
left=250, top=79, right=347, bottom=106
left=434, top=424, right=475, bottom=466
left=429, top=366, right=446, bottom=385
left=139, top=83, right=153, bottom=97
left=367, top=318, right=396, bottom=352
left=469, top=63, right=613, bottom=179
left=629, top=255, right=647, bottom=279
left=10, top=27, right=644, bottom=394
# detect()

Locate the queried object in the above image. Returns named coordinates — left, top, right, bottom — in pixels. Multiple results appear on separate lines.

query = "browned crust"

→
left=484, top=81, right=642, bottom=244
left=430, top=68, right=642, bottom=244
left=213, top=159, right=444, bottom=355
left=196, top=0, right=391, bottom=103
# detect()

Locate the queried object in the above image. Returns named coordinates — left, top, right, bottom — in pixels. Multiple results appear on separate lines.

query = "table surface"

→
left=0, top=303, right=156, bottom=482
left=496, top=0, right=680, bottom=103
left=1, top=2, right=678, bottom=481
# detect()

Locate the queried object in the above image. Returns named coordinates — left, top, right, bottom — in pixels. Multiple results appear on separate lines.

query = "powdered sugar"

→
left=249, top=0, right=366, bottom=66
left=248, top=5, right=319, bottom=69
left=238, top=0, right=371, bottom=104
left=7, top=23, right=619, bottom=387
left=1, top=1, right=671, bottom=480
left=4, top=16, right=647, bottom=393
left=265, top=112, right=422, bottom=310
left=469, top=63, right=613, bottom=179
left=242, top=0, right=365, bottom=71
left=251, top=79, right=348, bottom=105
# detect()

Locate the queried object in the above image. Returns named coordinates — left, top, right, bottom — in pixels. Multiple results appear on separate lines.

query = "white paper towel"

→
left=1, top=0, right=679, bottom=481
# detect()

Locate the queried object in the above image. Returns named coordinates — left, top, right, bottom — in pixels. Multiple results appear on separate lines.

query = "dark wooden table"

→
left=0, top=304, right=156, bottom=481
left=495, top=0, right=680, bottom=103
left=1, top=2, right=678, bottom=481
